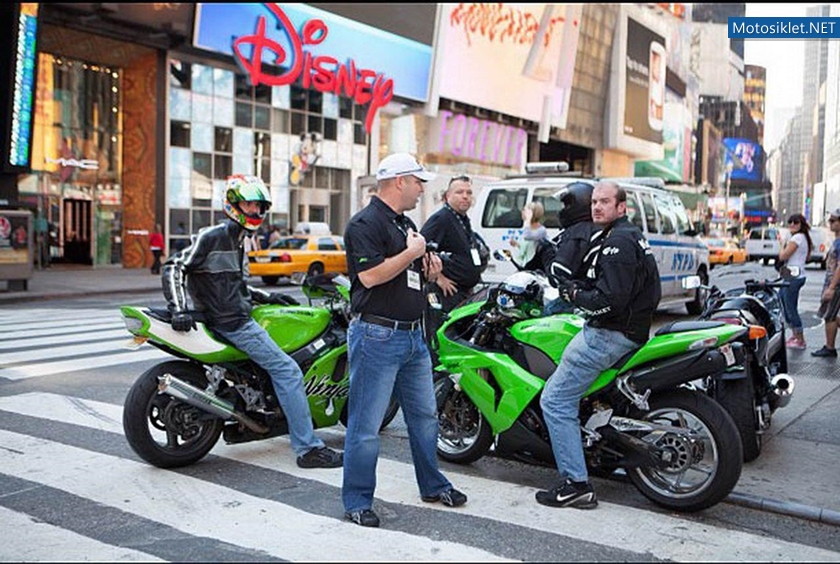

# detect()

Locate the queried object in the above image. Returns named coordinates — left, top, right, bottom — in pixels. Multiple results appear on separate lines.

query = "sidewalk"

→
left=0, top=265, right=161, bottom=304
left=2, top=265, right=839, bottom=524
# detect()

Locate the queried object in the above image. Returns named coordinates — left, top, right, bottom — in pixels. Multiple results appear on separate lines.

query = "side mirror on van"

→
left=681, top=275, right=702, bottom=290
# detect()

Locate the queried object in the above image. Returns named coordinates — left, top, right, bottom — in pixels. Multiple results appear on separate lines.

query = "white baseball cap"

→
left=375, top=153, right=435, bottom=182
left=829, top=208, right=840, bottom=220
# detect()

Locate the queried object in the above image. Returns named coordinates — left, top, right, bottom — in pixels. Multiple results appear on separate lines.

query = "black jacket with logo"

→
left=570, top=216, right=661, bottom=344
left=162, top=219, right=253, bottom=331
left=421, top=204, right=484, bottom=289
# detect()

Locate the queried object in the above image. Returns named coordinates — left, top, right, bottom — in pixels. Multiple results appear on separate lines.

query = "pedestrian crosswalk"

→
left=1, top=307, right=839, bottom=561
left=0, top=307, right=167, bottom=380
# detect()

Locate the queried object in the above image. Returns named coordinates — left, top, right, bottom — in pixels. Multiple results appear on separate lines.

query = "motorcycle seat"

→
left=654, top=320, right=726, bottom=336
left=145, top=308, right=208, bottom=324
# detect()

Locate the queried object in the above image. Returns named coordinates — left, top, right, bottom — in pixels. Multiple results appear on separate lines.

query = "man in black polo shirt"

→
left=342, top=152, right=468, bottom=528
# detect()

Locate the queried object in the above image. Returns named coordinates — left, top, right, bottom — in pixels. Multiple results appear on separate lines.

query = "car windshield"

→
left=270, top=237, right=308, bottom=250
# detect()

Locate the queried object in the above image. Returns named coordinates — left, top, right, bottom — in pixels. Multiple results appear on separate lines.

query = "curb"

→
left=0, top=287, right=160, bottom=305
left=727, top=491, right=840, bottom=526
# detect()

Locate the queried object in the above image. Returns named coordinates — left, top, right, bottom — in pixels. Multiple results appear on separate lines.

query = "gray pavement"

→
left=1, top=264, right=839, bottom=525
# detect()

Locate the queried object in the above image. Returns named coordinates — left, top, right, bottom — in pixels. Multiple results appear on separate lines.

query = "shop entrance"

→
left=62, top=198, right=93, bottom=264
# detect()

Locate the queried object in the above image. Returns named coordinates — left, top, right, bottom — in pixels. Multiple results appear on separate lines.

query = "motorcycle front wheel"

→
left=626, top=389, right=742, bottom=512
left=434, top=377, right=493, bottom=464
left=123, top=360, right=223, bottom=469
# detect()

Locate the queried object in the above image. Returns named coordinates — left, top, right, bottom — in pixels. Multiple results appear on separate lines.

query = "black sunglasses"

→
left=449, top=174, right=471, bottom=186
left=788, top=219, right=800, bottom=225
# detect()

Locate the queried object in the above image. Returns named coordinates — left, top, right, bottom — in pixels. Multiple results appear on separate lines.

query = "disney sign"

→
left=231, top=3, right=394, bottom=133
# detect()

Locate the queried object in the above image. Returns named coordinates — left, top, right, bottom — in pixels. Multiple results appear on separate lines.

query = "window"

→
left=317, top=237, right=338, bottom=250
left=671, top=197, right=692, bottom=234
left=533, top=187, right=562, bottom=229
left=254, top=105, right=271, bottom=130
left=481, top=189, right=528, bottom=228
left=171, top=121, right=190, bottom=147
left=170, top=60, right=191, bottom=89
left=323, top=118, right=337, bottom=141
left=639, top=192, right=659, bottom=234
left=192, top=152, right=212, bottom=178
left=272, top=237, right=308, bottom=250
left=213, top=155, right=232, bottom=179
left=235, top=102, right=252, bottom=127
left=354, top=123, right=366, bottom=145
left=272, top=109, right=289, bottom=133
left=625, top=191, right=644, bottom=230
left=214, top=127, right=232, bottom=153
left=653, top=194, right=675, bottom=234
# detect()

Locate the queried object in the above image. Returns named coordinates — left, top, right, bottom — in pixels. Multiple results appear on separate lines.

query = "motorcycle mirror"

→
left=681, top=275, right=702, bottom=290
left=333, top=274, right=351, bottom=288
left=493, top=249, right=513, bottom=262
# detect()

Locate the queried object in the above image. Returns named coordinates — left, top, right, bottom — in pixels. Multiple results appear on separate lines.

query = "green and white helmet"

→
left=223, top=174, right=271, bottom=231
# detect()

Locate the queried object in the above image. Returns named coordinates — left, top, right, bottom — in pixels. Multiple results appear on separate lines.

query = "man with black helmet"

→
left=162, top=174, right=343, bottom=470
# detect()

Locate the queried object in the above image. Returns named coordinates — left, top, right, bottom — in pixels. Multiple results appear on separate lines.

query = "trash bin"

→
left=0, top=210, right=33, bottom=291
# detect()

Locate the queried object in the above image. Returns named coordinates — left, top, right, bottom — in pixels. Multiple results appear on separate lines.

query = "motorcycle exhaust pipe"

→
left=770, top=373, right=795, bottom=409
left=158, top=374, right=269, bottom=434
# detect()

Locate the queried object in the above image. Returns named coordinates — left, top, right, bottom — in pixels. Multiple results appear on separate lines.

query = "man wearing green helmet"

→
left=162, top=174, right=343, bottom=469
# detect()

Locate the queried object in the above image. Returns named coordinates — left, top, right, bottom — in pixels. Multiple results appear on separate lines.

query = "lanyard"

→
left=444, top=204, right=474, bottom=243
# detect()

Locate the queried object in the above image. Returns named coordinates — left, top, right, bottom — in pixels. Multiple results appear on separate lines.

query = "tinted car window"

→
left=639, top=192, right=658, bottom=234
left=481, top=188, right=528, bottom=228
left=271, top=237, right=308, bottom=250
left=671, top=196, right=692, bottom=234
left=318, top=237, right=338, bottom=250
left=653, top=194, right=675, bottom=235
left=625, top=190, right=644, bottom=230
left=533, top=187, right=564, bottom=229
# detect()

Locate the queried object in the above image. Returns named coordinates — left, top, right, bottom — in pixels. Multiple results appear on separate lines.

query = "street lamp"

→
left=725, top=162, right=733, bottom=233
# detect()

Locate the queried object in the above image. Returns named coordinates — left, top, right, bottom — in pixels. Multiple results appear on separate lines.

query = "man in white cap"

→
left=812, top=207, right=840, bottom=357
left=341, top=153, right=468, bottom=527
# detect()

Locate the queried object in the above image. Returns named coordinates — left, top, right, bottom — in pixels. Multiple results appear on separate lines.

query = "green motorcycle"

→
left=433, top=269, right=745, bottom=512
left=120, top=274, right=398, bottom=469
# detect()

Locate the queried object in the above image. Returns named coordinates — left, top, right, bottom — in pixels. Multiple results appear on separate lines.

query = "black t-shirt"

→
left=344, top=196, right=426, bottom=320
left=420, top=204, right=483, bottom=288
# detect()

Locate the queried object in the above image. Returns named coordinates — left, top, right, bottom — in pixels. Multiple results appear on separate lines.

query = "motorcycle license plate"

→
left=720, top=344, right=735, bottom=366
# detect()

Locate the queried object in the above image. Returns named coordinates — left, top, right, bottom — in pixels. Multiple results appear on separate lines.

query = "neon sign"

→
left=230, top=3, right=393, bottom=133
left=8, top=3, right=39, bottom=169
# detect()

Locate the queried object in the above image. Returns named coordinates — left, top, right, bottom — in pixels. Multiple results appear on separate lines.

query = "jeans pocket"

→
left=363, top=322, right=395, bottom=342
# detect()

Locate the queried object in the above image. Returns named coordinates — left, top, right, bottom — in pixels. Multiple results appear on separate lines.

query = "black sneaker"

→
left=535, top=479, right=598, bottom=509
left=296, top=446, right=343, bottom=468
left=344, top=509, right=380, bottom=528
left=421, top=487, right=467, bottom=507
left=811, top=346, right=838, bottom=358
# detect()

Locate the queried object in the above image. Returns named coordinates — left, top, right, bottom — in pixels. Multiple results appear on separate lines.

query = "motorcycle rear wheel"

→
left=123, top=361, right=223, bottom=469
left=626, top=389, right=742, bottom=512
left=434, top=377, right=494, bottom=464
left=715, top=376, right=762, bottom=462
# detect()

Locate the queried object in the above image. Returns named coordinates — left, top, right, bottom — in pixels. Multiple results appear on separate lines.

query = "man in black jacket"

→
left=162, top=174, right=342, bottom=470
left=536, top=180, right=661, bottom=509
left=421, top=175, right=486, bottom=312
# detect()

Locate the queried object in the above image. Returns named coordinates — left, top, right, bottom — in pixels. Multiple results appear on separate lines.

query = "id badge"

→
left=471, top=248, right=482, bottom=266
left=407, top=269, right=421, bottom=291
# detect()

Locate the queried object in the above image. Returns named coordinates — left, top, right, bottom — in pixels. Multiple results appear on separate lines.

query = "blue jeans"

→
left=342, top=319, right=451, bottom=513
left=540, top=324, right=638, bottom=483
left=779, top=275, right=807, bottom=332
left=215, top=319, right=324, bottom=457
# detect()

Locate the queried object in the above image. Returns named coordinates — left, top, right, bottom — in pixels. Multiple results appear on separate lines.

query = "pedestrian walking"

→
left=341, top=153, right=467, bottom=528
left=149, top=224, right=164, bottom=275
left=812, top=208, right=840, bottom=357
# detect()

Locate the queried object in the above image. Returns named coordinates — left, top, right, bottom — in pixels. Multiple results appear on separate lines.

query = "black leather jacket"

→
left=162, top=219, right=254, bottom=331
left=570, top=216, right=661, bottom=344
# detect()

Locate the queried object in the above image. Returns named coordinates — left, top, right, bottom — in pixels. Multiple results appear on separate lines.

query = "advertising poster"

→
left=624, top=17, right=666, bottom=144
left=0, top=213, right=30, bottom=265
left=634, top=96, right=690, bottom=182
left=723, top=138, right=763, bottom=183
left=436, top=3, right=582, bottom=139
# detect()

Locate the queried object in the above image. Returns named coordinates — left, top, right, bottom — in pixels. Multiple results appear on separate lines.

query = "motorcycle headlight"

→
left=497, top=292, right=515, bottom=309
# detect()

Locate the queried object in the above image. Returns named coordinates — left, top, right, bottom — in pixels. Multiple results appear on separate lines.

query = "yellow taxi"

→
left=248, top=234, right=347, bottom=285
left=702, top=237, right=748, bottom=267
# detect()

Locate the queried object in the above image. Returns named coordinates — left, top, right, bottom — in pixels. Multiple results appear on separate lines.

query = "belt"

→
left=358, top=313, right=422, bottom=331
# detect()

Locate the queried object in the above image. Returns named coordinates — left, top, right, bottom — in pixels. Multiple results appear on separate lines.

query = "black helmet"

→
left=554, top=182, right=593, bottom=228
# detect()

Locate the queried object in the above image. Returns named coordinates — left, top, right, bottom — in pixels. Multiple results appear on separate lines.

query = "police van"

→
left=471, top=163, right=710, bottom=314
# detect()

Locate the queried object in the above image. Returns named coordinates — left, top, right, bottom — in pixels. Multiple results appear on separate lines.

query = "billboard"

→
left=605, top=6, right=668, bottom=160
left=2, top=3, right=39, bottom=173
left=435, top=3, right=582, bottom=142
left=634, top=93, right=691, bottom=182
left=193, top=3, right=433, bottom=132
left=723, top=138, right=763, bottom=182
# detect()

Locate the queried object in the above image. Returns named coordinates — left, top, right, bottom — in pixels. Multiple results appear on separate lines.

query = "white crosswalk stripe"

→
left=0, top=392, right=838, bottom=562
left=0, top=307, right=166, bottom=379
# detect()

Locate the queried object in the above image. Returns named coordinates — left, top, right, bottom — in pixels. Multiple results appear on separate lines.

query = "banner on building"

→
left=435, top=3, right=582, bottom=142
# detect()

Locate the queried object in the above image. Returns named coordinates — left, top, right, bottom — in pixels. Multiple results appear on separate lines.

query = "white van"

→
left=470, top=165, right=710, bottom=314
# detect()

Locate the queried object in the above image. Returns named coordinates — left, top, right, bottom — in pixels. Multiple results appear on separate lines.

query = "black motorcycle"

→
left=695, top=266, right=796, bottom=462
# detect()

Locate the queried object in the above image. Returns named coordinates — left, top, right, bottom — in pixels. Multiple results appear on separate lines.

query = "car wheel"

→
left=308, top=262, right=325, bottom=277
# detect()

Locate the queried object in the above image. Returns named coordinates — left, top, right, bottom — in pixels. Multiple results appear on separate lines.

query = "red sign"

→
left=232, top=3, right=394, bottom=133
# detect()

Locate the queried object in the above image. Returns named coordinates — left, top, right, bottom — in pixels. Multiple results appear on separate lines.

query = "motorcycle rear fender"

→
left=625, top=342, right=746, bottom=393
left=619, top=323, right=747, bottom=372
left=440, top=352, right=543, bottom=435
left=120, top=306, right=246, bottom=363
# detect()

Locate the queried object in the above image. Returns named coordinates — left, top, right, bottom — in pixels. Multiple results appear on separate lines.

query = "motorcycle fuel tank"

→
left=509, top=314, right=584, bottom=361
left=252, top=306, right=331, bottom=352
